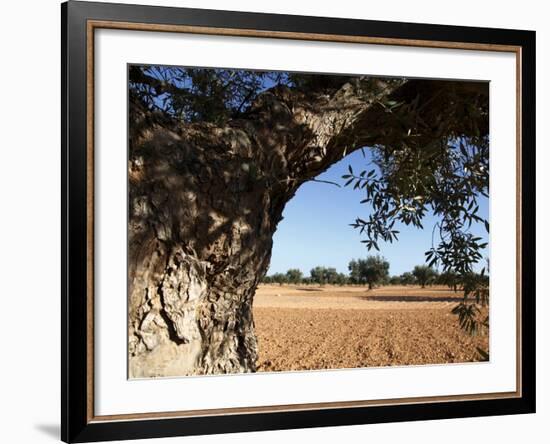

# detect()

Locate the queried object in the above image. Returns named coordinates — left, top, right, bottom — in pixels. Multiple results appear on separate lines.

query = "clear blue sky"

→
left=267, top=149, right=489, bottom=277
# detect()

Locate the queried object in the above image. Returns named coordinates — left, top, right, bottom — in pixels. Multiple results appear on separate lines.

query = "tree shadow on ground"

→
left=358, top=295, right=465, bottom=303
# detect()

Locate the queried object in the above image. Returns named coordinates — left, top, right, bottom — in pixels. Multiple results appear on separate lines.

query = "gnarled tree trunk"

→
left=127, top=78, right=405, bottom=377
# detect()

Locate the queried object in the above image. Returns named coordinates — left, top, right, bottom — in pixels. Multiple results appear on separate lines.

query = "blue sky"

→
left=267, top=149, right=489, bottom=277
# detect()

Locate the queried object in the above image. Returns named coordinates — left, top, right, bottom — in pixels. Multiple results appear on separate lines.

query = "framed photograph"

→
left=62, top=1, right=536, bottom=442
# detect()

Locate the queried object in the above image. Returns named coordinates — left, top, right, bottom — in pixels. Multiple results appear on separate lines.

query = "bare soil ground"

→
left=253, top=284, right=488, bottom=372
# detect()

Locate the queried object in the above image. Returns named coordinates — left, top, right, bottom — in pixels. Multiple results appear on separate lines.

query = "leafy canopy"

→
left=348, top=256, right=390, bottom=289
left=129, top=65, right=348, bottom=125
left=411, top=265, right=438, bottom=288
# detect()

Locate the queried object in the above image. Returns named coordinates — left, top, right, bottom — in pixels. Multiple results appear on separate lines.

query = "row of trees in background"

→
left=264, top=267, right=349, bottom=286
left=262, top=255, right=484, bottom=291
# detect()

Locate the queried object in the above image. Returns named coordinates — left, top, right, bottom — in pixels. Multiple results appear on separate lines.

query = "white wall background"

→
left=0, top=1, right=546, bottom=443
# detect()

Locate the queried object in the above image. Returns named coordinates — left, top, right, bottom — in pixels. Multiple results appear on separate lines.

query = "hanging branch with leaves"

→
left=342, top=87, right=490, bottom=348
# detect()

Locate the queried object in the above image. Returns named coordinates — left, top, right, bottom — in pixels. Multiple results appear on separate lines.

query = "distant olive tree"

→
left=349, top=256, right=390, bottom=290
left=285, top=268, right=303, bottom=284
left=310, top=267, right=325, bottom=285
left=310, top=266, right=340, bottom=285
left=399, top=272, right=416, bottom=286
left=437, top=270, right=461, bottom=292
left=270, top=272, right=288, bottom=286
left=389, top=275, right=401, bottom=285
left=412, top=265, right=437, bottom=288
left=334, top=273, right=349, bottom=286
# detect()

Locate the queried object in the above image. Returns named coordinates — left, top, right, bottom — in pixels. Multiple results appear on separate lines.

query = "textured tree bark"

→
left=128, top=78, right=402, bottom=377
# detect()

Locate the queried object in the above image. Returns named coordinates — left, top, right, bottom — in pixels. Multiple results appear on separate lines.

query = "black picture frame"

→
left=62, top=1, right=536, bottom=442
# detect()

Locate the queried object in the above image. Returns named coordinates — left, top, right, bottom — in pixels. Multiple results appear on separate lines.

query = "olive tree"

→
left=128, top=65, right=489, bottom=376
left=348, top=256, right=390, bottom=290
left=412, top=265, right=437, bottom=288
left=399, top=272, right=416, bottom=286
left=310, top=266, right=339, bottom=285
left=438, top=270, right=461, bottom=292
left=285, top=268, right=303, bottom=284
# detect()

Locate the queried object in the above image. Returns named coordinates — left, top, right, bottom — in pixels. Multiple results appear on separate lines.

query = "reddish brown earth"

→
left=253, top=285, right=489, bottom=373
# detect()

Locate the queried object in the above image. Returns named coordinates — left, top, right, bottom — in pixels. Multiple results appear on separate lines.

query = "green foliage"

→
left=263, top=267, right=348, bottom=286
left=286, top=73, right=351, bottom=94
left=333, top=272, right=349, bottom=286
left=285, top=268, right=304, bottom=284
left=449, top=269, right=489, bottom=335
left=310, top=266, right=340, bottom=285
left=342, top=85, right=489, bottom=338
left=476, top=347, right=490, bottom=361
left=399, top=272, right=416, bottom=286
left=348, top=256, right=390, bottom=289
left=462, top=270, right=490, bottom=305
left=437, top=270, right=461, bottom=291
left=128, top=66, right=356, bottom=126
left=129, top=65, right=290, bottom=124
left=411, top=265, right=438, bottom=288
left=342, top=137, right=488, bottom=276
left=451, top=300, right=488, bottom=337
left=270, top=272, right=288, bottom=286
left=341, top=84, right=488, bottom=274
left=389, top=275, right=401, bottom=285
